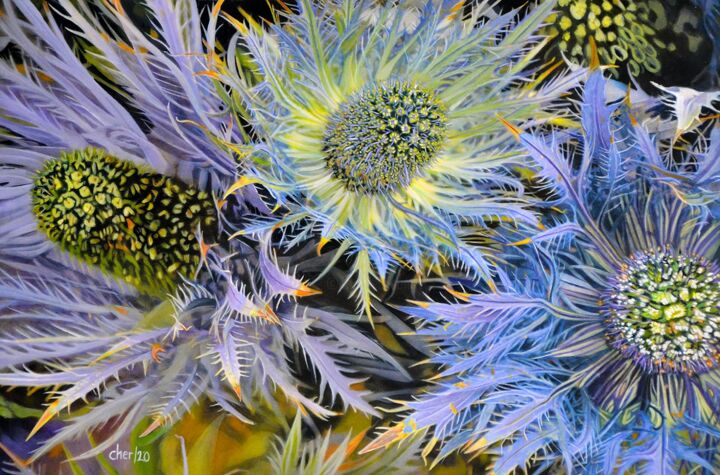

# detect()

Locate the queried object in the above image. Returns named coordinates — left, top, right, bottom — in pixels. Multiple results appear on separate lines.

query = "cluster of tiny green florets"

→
left=542, top=0, right=672, bottom=76
left=604, top=250, right=720, bottom=374
left=323, top=81, right=447, bottom=194
left=31, top=148, right=216, bottom=295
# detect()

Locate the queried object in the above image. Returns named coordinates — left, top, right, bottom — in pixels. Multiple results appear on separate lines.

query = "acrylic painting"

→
left=0, top=0, right=719, bottom=473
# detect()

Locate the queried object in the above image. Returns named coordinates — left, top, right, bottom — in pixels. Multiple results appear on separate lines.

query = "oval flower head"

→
left=541, top=0, right=716, bottom=82
left=0, top=0, right=403, bottom=464
left=218, top=0, right=584, bottom=316
left=364, top=71, right=720, bottom=473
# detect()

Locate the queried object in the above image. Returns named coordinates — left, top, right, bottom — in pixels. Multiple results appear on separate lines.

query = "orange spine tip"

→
left=223, top=176, right=258, bottom=200
left=140, top=417, right=163, bottom=438
left=497, top=115, right=522, bottom=141
left=194, top=70, right=220, bottom=79
left=150, top=343, right=165, bottom=363
left=589, top=37, right=600, bottom=70
left=407, top=299, right=430, bottom=309
left=112, top=305, right=129, bottom=315
left=445, top=287, right=471, bottom=302
left=0, top=442, right=28, bottom=469
left=294, top=283, right=322, bottom=298
left=26, top=400, right=60, bottom=441
left=258, top=304, right=281, bottom=325
left=509, top=237, right=532, bottom=246
left=231, top=383, right=242, bottom=400
left=316, top=237, right=330, bottom=256
left=211, top=0, right=226, bottom=18
left=359, top=425, right=404, bottom=454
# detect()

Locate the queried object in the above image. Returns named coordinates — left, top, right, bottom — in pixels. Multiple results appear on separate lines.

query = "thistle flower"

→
left=364, top=71, right=720, bottom=473
left=218, top=0, right=583, bottom=316
left=0, top=0, right=403, bottom=462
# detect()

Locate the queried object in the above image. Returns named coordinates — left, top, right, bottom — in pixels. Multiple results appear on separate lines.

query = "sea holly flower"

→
left=217, top=0, right=584, bottom=316
left=0, top=0, right=403, bottom=463
left=364, top=71, right=720, bottom=472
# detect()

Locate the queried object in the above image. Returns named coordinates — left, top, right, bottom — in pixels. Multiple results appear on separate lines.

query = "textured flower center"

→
left=31, top=148, right=216, bottom=295
left=603, top=250, right=720, bottom=374
left=322, top=81, right=447, bottom=194
left=541, top=0, right=670, bottom=77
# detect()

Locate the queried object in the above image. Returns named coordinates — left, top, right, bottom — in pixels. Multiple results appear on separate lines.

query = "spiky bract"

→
left=0, top=0, right=404, bottom=460
left=31, top=148, right=216, bottom=294
left=219, top=0, right=583, bottom=315
left=366, top=71, right=720, bottom=473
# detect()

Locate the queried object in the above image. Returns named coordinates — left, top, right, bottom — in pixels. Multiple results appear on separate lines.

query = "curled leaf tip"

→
left=223, top=176, right=259, bottom=200
left=316, top=237, right=330, bottom=256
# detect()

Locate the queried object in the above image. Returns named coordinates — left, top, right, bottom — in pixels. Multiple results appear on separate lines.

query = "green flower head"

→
left=31, top=148, right=216, bottom=295
left=542, top=0, right=672, bottom=76
left=323, top=81, right=448, bottom=194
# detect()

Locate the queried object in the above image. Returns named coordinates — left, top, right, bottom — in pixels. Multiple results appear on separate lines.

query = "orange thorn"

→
left=211, top=0, right=226, bottom=18
left=194, top=70, right=220, bottom=79
left=293, top=283, right=322, bottom=298
left=26, top=400, right=60, bottom=441
left=113, top=0, right=125, bottom=16
left=359, top=425, right=405, bottom=454
left=112, top=305, right=129, bottom=316
left=257, top=304, right=281, bottom=325
left=231, top=383, right=242, bottom=400
left=140, top=417, right=163, bottom=438
left=200, top=241, right=217, bottom=259
left=0, top=442, right=29, bottom=469
left=151, top=343, right=165, bottom=363
left=445, top=287, right=471, bottom=302
left=497, top=115, right=522, bottom=141
left=316, top=237, right=330, bottom=256
left=508, top=237, right=532, bottom=247
left=407, top=300, right=430, bottom=309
